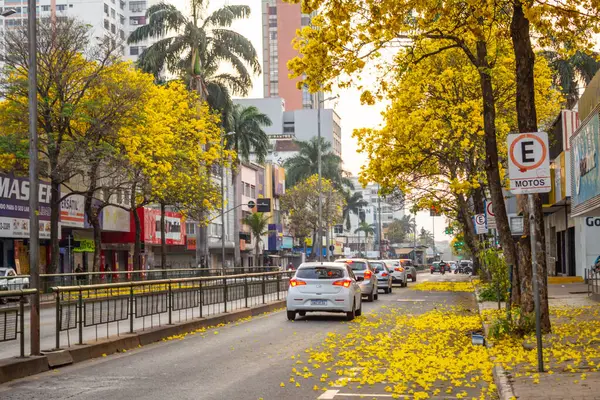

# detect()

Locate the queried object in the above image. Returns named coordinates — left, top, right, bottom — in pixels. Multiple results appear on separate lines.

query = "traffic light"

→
left=445, top=226, right=454, bottom=235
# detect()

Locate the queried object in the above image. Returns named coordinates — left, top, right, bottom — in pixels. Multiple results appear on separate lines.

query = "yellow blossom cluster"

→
left=412, top=281, right=475, bottom=293
left=286, top=306, right=497, bottom=399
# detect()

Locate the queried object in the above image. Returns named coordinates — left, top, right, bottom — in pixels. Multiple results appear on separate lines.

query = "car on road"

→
left=380, top=259, right=407, bottom=287
left=334, top=258, right=378, bottom=301
left=286, top=262, right=362, bottom=321
left=369, top=260, right=393, bottom=294
left=399, top=259, right=418, bottom=282
left=0, top=268, right=29, bottom=304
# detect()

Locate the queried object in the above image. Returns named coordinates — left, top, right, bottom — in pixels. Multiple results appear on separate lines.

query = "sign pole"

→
left=528, top=194, right=544, bottom=373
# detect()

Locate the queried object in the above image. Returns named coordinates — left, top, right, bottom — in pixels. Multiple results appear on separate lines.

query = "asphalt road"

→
left=0, top=272, right=476, bottom=400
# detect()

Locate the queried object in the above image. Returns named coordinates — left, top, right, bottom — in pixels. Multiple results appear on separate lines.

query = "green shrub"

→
left=478, top=284, right=507, bottom=302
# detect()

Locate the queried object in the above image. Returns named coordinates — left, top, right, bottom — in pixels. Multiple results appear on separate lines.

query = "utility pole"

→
left=317, top=92, right=323, bottom=263
left=221, top=136, right=226, bottom=269
left=377, top=185, right=382, bottom=259
left=28, top=0, right=40, bottom=356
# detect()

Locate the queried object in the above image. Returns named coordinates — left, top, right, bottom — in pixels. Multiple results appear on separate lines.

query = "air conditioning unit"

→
left=130, top=20, right=138, bottom=25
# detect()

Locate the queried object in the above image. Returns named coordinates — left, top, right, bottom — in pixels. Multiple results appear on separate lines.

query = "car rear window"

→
left=344, top=261, right=367, bottom=271
left=400, top=260, right=413, bottom=266
left=296, top=267, right=345, bottom=279
left=370, top=262, right=386, bottom=272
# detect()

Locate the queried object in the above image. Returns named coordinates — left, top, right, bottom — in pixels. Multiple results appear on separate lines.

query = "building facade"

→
left=261, top=0, right=320, bottom=110
left=233, top=98, right=342, bottom=163
left=0, top=0, right=157, bottom=61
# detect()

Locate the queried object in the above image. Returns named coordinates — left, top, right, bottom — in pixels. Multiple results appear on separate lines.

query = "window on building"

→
left=186, top=222, right=196, bottom=236
left=250, top=185, right=256, bottom=199
left=57, top=4, right=67, bottom=11
left=69, top=4, right=73, bottom=7
left=334, top=225, right=344, bottom=234
left=111, top=8, right=116, bottom=18
left=130, top=16, right=146, bottom=25
left=301, top=16, right=311, bottom=26
left=129, top=46, right=139, bottom=56
left=104, top=19, right=109, bottom=29
left=104, top=3, right=109, bottom=15
left=111, top=23, right=116, bottom=34
left=120, top=0, right=125, bottom=10
left=42, top=5, right=50, bottom=11
left=119, top=29, right=125, bottom=40
left=129, top=1, right=146, bottom=12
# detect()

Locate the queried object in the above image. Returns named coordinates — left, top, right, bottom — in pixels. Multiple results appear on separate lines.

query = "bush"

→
left=489, top=316, right=512, bottom=339
left=478, top=284, right=507, bottom=302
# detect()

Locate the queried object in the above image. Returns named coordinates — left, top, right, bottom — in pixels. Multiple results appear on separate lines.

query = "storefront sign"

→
left=0, top=174, right=52, bottom=221
left=572, top=113, right=600, bottom=211
left=103, top=206, right=130, bottom=232
left=143, top=208, right=186, bottom=245
left=74, top=239, right=95, bottom=253
left=0, top=217, right=52, bottom=239
left=60, top=194, right=85, bottom=227
left=281, top=236, right=293, bottom=249
left=186, top=235, right=196, bottom=250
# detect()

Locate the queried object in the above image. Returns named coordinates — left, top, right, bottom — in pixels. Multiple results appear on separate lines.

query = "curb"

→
left=0, top=300, right=285, bottom=384
left=471, top=279, right=517, bottom=400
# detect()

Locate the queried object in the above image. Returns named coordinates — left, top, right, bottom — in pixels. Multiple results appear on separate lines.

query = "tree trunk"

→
left=49, top=179, right=61, bottom=274
left=160, top=201, right=166, bottom=269
left=325, top=223, right=331, bottom=261
left=232, top=165, right=241, bottom=268
left=91, top=213, right=102, bottom=273
left=476, top=40, right=518, bottom=272
left=457, top=194, right=479, bottom=265
left=131, top=185, right=142, bottom=271
left=510, top=2, right=551, bottom=333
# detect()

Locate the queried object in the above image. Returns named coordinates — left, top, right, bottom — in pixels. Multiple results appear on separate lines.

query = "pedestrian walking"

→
left=105, top=264, right=112, bottom=283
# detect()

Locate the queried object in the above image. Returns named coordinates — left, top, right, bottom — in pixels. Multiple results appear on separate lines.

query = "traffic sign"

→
left=257, top=198, right=271, bottom=213
left=474, top=213, right=488, bottom=235
left=485, top=200, right=496, bottom=229
left=247, top=200, right=256, bottom=209
left=507, top=132, right=551, bottom=194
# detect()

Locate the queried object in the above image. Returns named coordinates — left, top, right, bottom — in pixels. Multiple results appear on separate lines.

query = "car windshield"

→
left=370, top=262, right=385, bottom=273
left=296, top=267, right=345, bottom=279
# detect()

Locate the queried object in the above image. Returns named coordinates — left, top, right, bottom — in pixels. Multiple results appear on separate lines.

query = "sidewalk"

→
left=479, top=282, right=600, bottom=400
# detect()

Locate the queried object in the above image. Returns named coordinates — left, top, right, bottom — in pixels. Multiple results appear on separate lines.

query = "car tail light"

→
left=332, top=279, right=352, bottom=288
left=395, top=267, right=405, bottom=272
left=364, top=270, right=373, bottom=279
left=289, top=279, right=306, bottom=287
left=381, top=272, right=388, bottom=277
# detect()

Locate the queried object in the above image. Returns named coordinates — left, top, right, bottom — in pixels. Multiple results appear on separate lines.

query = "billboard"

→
left=571, top=112, right=600, bottom=214
left=143, top=208, right=186, bottom=245
left=273, top=166, right=285, bottom=196
left=60, top=194, right=85, bottom=228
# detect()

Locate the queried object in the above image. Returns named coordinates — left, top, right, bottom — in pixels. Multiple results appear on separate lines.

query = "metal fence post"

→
left=277, top=273, right=281, bottom=301
left=55, top=291, right=60, bottom=350
left=199, top=280, right=203, bottom=318
left=19, top=294, right=25, bottom=358
left=244, top=276, right=248, bottom=309
left=262, top=274, right=266, bottom=304
left=78, top=289, right=83, bottom=345
left=223, top=277, right=228, bottom=313
left=129, top=285, right=134, bottom=334
left=168, top=281, right=172, bottom=325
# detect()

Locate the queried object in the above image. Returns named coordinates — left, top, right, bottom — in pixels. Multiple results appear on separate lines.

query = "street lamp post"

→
left=27, top=0, right=40, bottom=355
left=316, top=93, right=338, bottom=263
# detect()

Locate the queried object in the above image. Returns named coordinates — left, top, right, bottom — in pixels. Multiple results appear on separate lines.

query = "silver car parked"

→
left=369, top=260, right=393, bottom=294
left=334, top=259, right=378, bottom=301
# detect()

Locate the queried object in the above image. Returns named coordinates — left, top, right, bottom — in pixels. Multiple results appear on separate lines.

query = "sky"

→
left=170, top=0, right=452, bottom=243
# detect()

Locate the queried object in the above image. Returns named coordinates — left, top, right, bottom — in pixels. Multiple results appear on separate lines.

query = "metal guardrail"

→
left=586, top=268, right=600, bottom=297
left=0, top=289, right=37, bottom=358
left=52, top=271, right=293, bottom=349
left=2, top=267, right=280, bottom=296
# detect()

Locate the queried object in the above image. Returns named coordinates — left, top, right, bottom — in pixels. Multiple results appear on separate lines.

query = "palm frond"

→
left=211, top=29, right=261, bottom=74
left=204, top=5, right=251, bottom=28
left=128, top=3, right=187, bottom=43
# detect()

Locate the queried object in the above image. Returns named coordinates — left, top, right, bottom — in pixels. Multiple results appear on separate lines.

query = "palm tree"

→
left=225, top=104, right=272, bottom=267
left=128, top=0, right=260, bottom=110
left=354, top=221, right=375, bottom=256
left=541, top=50, right=600, bottom=108
left=342, top=191, right=368, bottom=231
left=418, top=228, right=435, bottom=248
left=242, top=212, right=270, bottom=268
left=398, top=215, right=416, bottom=236
left=284, top=137, right=352, bottom=189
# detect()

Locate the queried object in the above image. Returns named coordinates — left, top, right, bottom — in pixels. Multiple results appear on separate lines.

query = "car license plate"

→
left=311, top=299, right=327, bottom=306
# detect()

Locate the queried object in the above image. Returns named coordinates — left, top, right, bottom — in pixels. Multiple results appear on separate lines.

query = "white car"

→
left=286, top=262, right=362, bottom=321
left=381, top=259, right=407, bottom=287
left=0, top=268, right=29, bottom=291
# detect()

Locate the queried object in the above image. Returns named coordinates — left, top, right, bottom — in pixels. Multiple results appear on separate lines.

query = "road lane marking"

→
left=318, top=389, right=339, bottom=399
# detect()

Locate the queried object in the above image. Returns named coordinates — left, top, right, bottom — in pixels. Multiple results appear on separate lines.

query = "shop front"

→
left=570, top=74, right=600, bottom=276
left=0, top=174, right=54, bottom=273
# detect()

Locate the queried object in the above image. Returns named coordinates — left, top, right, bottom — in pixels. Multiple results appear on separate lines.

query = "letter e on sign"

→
left=507, top=132, right=551, bottom=194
